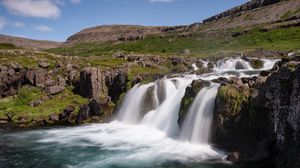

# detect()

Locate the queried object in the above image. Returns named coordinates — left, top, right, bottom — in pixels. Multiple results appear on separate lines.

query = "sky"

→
left=0, top=0, right=248, bottom=42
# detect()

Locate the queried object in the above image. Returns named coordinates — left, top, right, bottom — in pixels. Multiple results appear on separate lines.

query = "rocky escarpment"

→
left=65, top=25, right=188, bottom=45
left=203, top=0, right=285, bottom=23
left=211, top=58, right=300, bottom=168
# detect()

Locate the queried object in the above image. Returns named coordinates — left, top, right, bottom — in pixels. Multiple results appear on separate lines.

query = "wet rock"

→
left=140, top=86, right=158, bottom=116
left=235, top=61, right=245, bottom=69
left=226, top=152, right=240, bottom=162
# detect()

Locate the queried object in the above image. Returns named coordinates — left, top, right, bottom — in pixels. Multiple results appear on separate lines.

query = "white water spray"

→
left=180, top=83, right=219, bottom=144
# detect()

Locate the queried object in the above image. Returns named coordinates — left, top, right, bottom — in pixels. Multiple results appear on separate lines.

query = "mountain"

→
left=0, top=34, right=62, bottom=50
left=65, top=0, right=300, bottom=45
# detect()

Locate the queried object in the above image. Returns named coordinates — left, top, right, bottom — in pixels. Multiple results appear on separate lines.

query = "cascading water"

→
left=214, top=57, right=253, bottom=72
left=142, top=78, right=193, bottom=136
left=0, top=57, right=280, bottom=168
left=116, top=83, right=157, bottom=124
left=180, top=83, right=219, bottom=144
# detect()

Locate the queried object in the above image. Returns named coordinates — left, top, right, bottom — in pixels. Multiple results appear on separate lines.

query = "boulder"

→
left=229, top=76, right=243, bottom=86
left=89, top=98, right=101, bottom=116
left=49, top=113, right=59, bottom=122
left=44, top=86, right=64, bottom=95
left=76, top=104, right=91, bottom=123
left=79, top=67, right=107, bottom=99
left=38, top=62, right=50, bottom=68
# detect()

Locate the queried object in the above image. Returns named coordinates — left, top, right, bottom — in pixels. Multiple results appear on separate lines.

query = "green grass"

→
left=0, top=43, right=18, bottom=49
left=47, top=27, right=300, bottom=58
left=0, top=86, right=89, bottom=121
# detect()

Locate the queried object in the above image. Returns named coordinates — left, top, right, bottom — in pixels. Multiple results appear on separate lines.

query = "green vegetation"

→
left=218, top=85, right=250, bottom=117
left=280, top=9, right=300, bottom=19
left=0, top=86, right=88, bottom=122
left=249, top=59, right=264, bottom=69
left=0, top=43, right=18, bottom=49
left=47, top=27, right=300, bottom=58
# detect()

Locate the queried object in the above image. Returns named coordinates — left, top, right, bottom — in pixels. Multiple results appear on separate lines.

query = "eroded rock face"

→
left=79, top=67, right=107, bottom=99
left=178, top=80, right=210, bottom=127
left=212, top=61, right=300, bottom=168
left=0, top=65, right=25, bottom=98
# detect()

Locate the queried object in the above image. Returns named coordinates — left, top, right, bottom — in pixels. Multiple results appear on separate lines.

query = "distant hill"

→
left=64, top=0, right=300, bottom=45
left=0, top=34, right=61, bottom=50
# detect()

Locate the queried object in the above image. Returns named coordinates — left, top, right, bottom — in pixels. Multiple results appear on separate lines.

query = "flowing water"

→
left=0, top=57, right=279, bottom=168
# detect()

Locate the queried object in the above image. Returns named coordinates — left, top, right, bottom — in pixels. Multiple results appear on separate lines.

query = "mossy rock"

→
left=172, top=64, right=189, bottom=73
left=178, top=80, right=210, bottom=127
left=216, top=84, right=250, bottom=118
left=249, top=59, right=264, bottom=69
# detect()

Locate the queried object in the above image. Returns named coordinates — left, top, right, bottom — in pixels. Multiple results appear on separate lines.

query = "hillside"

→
left=47, top=0, right=299, bottom=57
left=64, top=0, right=300, bottom=45
left=0, top=34, right=62, bottom=50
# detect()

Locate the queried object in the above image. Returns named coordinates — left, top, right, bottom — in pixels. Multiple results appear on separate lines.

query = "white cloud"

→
left=148, top=0, right=176, bottom=2
left=35, top=25, right=53, bottom=32
left=2, top=0, right=61, bottom=19
left=12, top=22, right=25, bottom=28
left=70, top=0, right=81, bottom=4
left=0, top=17, right=7, bottom=29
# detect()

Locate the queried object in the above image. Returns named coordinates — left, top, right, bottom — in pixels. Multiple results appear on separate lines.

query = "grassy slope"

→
left=47, top=27, right=300, bottom=58
left=0, top=86, right=88, bottom=121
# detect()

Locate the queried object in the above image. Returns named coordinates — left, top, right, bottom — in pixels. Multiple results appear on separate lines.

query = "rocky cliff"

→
left=210, top=58, right=300, bottom=168
left=65, top=25, right=188, bottom=45
left=203, top=0, right=285, bottom=23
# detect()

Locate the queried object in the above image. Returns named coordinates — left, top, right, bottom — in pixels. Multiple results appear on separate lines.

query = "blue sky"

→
left=0, top=0, right=248, bottom=42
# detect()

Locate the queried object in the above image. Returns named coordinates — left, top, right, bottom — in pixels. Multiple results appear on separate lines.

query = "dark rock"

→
left=59, top=105, right=76, bottom=120
left=140, top=86, right=158, bottom=117
left=211, top=63, right=300, bottom=168
left=106, top=70, right=128, bottom=103
left=226, top=152, right=240, bottom=162
left=76, top=104, right=91, bottom=123
left=89, top=98, right=102, bottom=116
left=79, top=67, right=107, bottom=99
left=44, top=86, right=64, bottom=95
left=260, top=70, right=271, bottom=76
left=49, top=113, right=59, bottom=122
left=235, top=61, right=246, bottom=69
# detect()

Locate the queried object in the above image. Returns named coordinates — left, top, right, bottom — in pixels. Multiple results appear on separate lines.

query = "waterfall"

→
left=215, top=57, right=253, bottom=72
left=116, top=83, right=157, bottom=124
left=142, top=78, right=193, bottom=136
left=180, top=83, right=219, bottom=144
